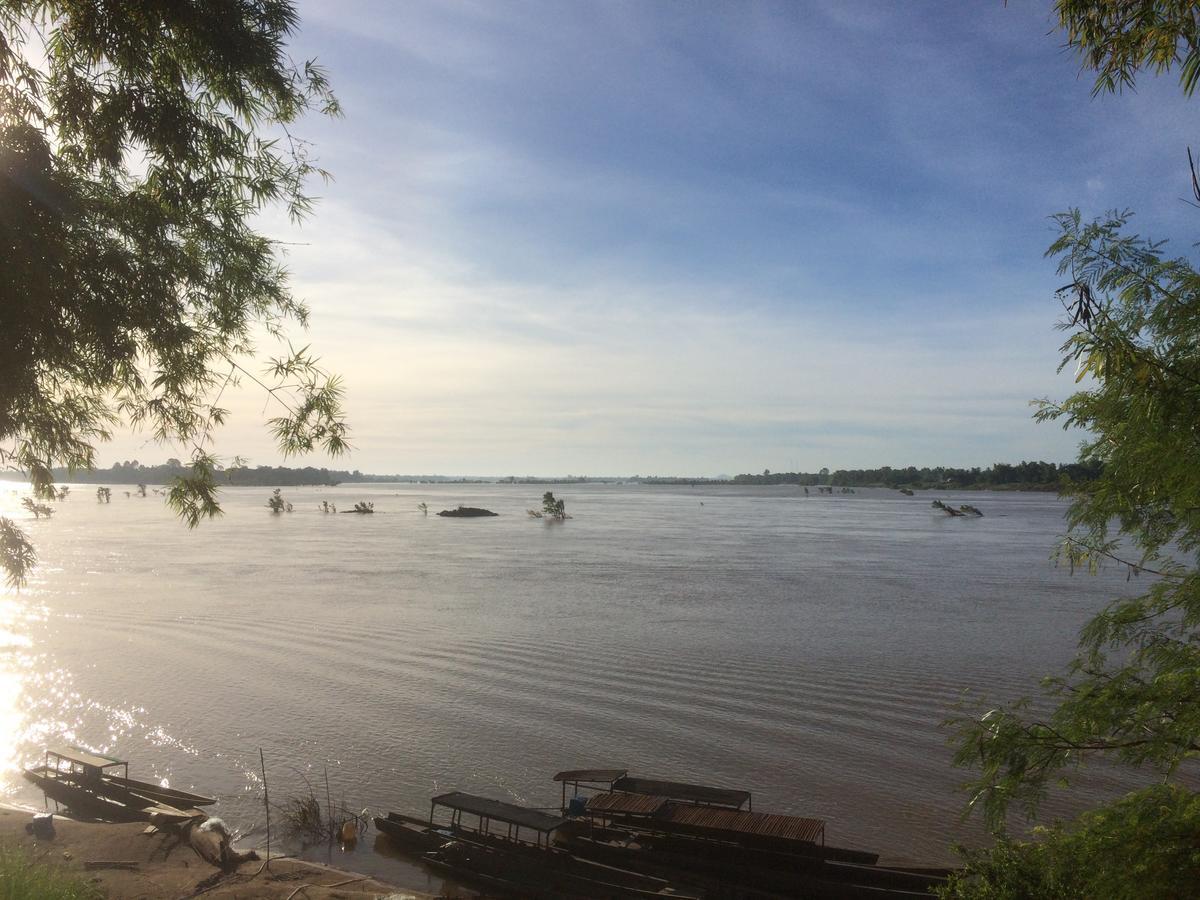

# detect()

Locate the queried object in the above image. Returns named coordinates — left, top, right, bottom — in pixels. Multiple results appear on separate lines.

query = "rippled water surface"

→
left=0, top=483, right=1148, bottom=883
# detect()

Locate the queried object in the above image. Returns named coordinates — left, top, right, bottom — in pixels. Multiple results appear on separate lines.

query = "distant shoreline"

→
left=0, top=459, right=1093, bottom=492
left=0, top=474, right=1066, bottom=492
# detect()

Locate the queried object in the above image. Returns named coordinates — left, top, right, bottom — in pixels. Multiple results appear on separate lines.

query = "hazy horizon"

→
left=3, top=458, right=1088, bottom=483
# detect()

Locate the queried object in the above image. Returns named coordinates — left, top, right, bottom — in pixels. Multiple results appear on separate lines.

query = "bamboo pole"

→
left=259, top=748, right=271, bottom=870
left=324, top=765, right=333, bottom=842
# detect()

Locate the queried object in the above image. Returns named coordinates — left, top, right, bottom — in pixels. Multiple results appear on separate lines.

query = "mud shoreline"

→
left=0, top=803, right=435, bottom=899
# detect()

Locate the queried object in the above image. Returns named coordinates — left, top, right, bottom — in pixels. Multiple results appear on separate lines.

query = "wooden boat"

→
left=98, top=775, right=215, bottom=809
left=373, top=811, right=452, bottom=851
left=23, top=747, right=213, bottom=824
left=422, top=839, right=694, bottom=899
left=379, top=802, right=695, bottom=899
left=562, top=827, right=948, bottom=898
left=23, top=765, right=145, bottom=822
left=554, top=768, right=951, bottom=896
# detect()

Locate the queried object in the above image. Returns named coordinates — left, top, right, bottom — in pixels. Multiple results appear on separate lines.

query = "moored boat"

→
left=100, top=774, right=215, bottom=809
left=379, top=797, right=695, bottom=899
left=373, top=811, right=451, bottom=851
left=22, top=747, right=213, bottom=824
left=555, top=766, right=952, bottom=897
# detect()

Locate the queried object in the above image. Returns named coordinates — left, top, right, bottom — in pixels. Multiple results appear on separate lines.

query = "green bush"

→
left=939, top=785, right=1200, bottom=899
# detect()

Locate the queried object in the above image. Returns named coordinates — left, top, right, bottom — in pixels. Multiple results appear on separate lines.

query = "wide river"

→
left=0, top=482, right=1151, bottom=888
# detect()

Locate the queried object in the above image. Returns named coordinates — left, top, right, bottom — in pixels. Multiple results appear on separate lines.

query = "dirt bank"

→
left=0, top=805, right=432, bottom=899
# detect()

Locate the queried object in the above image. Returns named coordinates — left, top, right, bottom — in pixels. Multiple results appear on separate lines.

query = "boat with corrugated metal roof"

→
left=376, top=771, right=951, bottom=898
left=554, top=766, right=952, bottom=897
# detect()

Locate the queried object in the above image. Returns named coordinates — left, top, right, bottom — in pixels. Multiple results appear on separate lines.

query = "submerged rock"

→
left=437, top=506, right=498, bottom=517
left=931, top=499, right=983, bottom=517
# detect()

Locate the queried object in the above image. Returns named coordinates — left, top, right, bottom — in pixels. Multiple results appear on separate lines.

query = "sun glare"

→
left=0, top=595, right=32, bottom=781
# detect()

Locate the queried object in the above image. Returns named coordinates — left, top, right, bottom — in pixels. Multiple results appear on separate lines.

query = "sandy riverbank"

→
left=0, top=805, right=435, bottom=899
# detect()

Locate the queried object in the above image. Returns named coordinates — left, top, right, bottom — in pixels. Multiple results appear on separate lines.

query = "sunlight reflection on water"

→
left=0, top=592, right=78, bottom=789
left=0, top=595, right=30, bottom=780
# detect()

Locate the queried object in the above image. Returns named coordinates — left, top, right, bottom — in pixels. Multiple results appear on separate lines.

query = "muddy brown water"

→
left=0, top=483, right=1159, bottom=888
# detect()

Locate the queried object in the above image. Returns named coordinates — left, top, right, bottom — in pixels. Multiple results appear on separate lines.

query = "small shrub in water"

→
left=278, top=790, right=368, bottom=845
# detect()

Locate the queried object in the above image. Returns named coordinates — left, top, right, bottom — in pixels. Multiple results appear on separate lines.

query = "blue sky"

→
left=103, top=1, right=1198, bottom=476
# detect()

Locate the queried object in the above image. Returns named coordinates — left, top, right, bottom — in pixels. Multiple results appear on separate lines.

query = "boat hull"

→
left=23, top=768, right=148, bottom=822
left=22, top=767, right=211, bottom=825
left=374, top=813, right=447, bottom=851
left=100, top=774, right=215, bottom=808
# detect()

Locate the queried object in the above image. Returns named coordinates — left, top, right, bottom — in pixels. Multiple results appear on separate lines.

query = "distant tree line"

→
left=0, top=458, right=1103, bottom=490
left=0, top=460, right=485, bottom=486
left=731, top=460, right=1103, bottom=490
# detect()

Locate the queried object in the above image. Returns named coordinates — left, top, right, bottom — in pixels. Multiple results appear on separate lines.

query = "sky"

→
left=99, top=1, right=1199, bottom=476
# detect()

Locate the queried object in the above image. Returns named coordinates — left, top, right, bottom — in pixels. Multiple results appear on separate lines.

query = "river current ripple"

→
left=0, top=483, right=1150, bottom=884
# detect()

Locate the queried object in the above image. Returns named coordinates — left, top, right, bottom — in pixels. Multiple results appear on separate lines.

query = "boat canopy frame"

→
left=553, top=769, right=751, bottom=811
left=430, top=791, right=570, bottom=849
left=552, top=768, right=629, bottom=811
left=44, top=747, right=129, bottom=784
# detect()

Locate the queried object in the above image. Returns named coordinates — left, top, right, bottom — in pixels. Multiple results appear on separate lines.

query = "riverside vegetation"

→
left=939, top=3, right=1200, bottom=896
left=731, top=460, right=1101, bottom=491
left=0, top=457, right=1102, bottom=491
left=0, top=0, right=350, bottom=589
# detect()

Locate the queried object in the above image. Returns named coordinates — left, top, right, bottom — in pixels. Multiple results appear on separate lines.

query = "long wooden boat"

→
left=22, top=747, right=213, bottom=825
left=555, top=768, right=952, bottom=897
left=377, top=807, right=695, bottom=898
left=98, top=773, right=215, bottom=809
left=562, top=828, right=946, bottom=898
left=23, top=766, right=146, bottom=822
left=422, top=839, right=695, bottom=899
left=373, top=811, right=452, bottom=852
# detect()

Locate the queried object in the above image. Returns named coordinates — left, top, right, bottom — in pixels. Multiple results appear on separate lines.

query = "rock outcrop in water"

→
left=437, top=506, right=498, bottom=517
left=932, top=499, right=983, bottom=517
